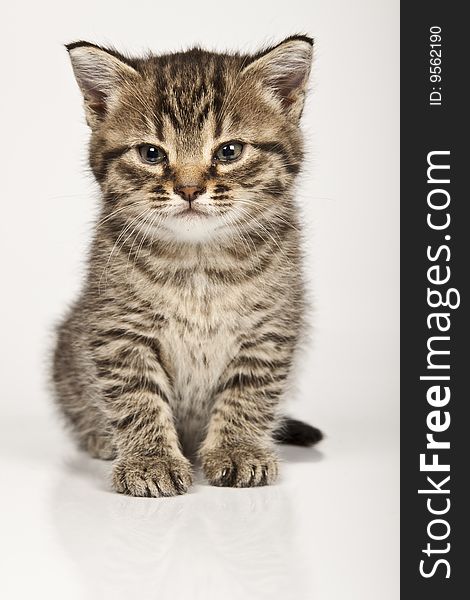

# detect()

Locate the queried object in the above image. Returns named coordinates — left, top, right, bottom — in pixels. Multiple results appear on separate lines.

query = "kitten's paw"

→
left=201, top=445, right=279, bottom=488
left=112, top=455, right=193, bottom=497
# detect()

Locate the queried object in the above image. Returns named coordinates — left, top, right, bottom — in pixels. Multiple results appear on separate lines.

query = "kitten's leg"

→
left=93, top=330, right=192, bottom=497
left=200, top=344, right=292, bottom=487
left=85, top=431, right=116, bottom=460
left=53, top=323, right=117, bottom=460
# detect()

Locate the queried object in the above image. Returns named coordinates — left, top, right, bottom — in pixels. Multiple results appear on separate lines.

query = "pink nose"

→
left=174, top=185, right=205, bottom=203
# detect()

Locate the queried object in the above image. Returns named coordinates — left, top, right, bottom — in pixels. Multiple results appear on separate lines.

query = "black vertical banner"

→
left=401, top=2, right=467, bottom=598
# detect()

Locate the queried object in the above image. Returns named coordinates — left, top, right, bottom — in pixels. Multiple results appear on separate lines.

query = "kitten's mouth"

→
left=175, top=207, right=208, bottom=219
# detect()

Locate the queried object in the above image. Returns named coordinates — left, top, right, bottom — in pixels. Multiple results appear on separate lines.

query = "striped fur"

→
left=53, top=36, right=320, bottom=497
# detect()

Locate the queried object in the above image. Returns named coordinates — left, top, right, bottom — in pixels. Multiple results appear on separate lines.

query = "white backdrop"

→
left=0, top=1, right=399, bottom=599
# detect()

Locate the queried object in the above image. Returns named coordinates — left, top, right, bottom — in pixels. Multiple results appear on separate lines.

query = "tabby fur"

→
left=53, top=35, right=322, bottom=497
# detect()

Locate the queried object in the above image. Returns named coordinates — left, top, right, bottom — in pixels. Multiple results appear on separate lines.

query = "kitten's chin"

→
left=159, top=214, right=226, bottom=243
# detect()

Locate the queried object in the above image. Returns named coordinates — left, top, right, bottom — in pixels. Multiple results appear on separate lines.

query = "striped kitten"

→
left=53, top=36, right=322, bottom=497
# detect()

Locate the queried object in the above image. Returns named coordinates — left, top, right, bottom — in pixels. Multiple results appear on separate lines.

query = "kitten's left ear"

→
left=242, top=35, right=313, bottom=121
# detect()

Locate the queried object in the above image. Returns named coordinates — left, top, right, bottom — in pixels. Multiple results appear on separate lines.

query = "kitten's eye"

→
left=138, top=144, right=167, bottom=164
left=214, top=142, right=244, bottom=162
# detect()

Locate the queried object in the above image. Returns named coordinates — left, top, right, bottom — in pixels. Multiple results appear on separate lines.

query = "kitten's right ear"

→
left=66, top=41, right=139, bottom=128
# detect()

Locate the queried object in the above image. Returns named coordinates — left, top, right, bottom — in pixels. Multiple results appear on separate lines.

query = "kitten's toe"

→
left=112, top=455, right=193, bottom=497
left=202, top=445, right=279, bottom=488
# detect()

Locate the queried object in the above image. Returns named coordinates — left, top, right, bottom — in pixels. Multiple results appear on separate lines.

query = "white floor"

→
left=1, top=409, right=398, bottom=600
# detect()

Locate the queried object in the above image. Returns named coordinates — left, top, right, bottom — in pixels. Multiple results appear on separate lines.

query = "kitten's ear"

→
left=242, top=35, right=313, bottom=121
left=66, top=41, right=139, bottom=128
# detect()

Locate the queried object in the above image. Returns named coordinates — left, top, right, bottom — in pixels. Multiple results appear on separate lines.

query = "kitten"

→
left=53, top=36, right=322, bottom=497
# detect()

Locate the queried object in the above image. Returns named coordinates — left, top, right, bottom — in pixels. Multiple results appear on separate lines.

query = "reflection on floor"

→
left=1, top=415, right=398, bottom=600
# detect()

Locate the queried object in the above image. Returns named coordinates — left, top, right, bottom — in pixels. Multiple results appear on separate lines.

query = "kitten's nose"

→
left=174, top=185, right=206, bottom=203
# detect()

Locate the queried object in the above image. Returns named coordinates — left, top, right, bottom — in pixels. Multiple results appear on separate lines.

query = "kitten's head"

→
left=67, top=36, right=313, bottom=244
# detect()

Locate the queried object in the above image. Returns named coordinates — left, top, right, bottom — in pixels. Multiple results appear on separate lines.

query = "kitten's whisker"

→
left=99, top=209, right=153, bottom=293
left=235, top=199, right=299, bottom=232
left=121, top=209, right=160, bottom=277
left=234, top=205, right=295, bottom=268
left=219, top=209, right=266, bottom=272
left=96, top=200, right=149, bottom=228
left=219, top=212, right=254, bottom=260
left=129, top=210, right=166, bottom=279
left=124, top=212, right=153, bottom=277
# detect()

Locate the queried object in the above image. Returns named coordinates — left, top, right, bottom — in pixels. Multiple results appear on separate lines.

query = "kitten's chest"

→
left=164, top=321, right=235, bottom=399
left=157, top=276, right=243, bottom=402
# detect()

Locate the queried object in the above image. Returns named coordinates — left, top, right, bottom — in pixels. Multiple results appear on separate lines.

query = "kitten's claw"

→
left=201, top=445, right=279, bottom=488
left=112, top=455, right=193, bottom=497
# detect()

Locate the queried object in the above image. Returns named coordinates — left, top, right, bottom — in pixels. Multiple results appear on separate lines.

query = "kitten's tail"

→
left=274, top=418, right=323, bottom=447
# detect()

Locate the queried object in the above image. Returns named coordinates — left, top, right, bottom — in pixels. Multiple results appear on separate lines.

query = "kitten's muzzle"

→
left=174, top=185, right=206, bottom=203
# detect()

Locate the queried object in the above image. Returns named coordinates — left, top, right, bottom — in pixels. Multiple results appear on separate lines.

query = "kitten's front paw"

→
left=201, top=445, right=279, bottom=488
left=112, top=454, right=193, bottom=497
